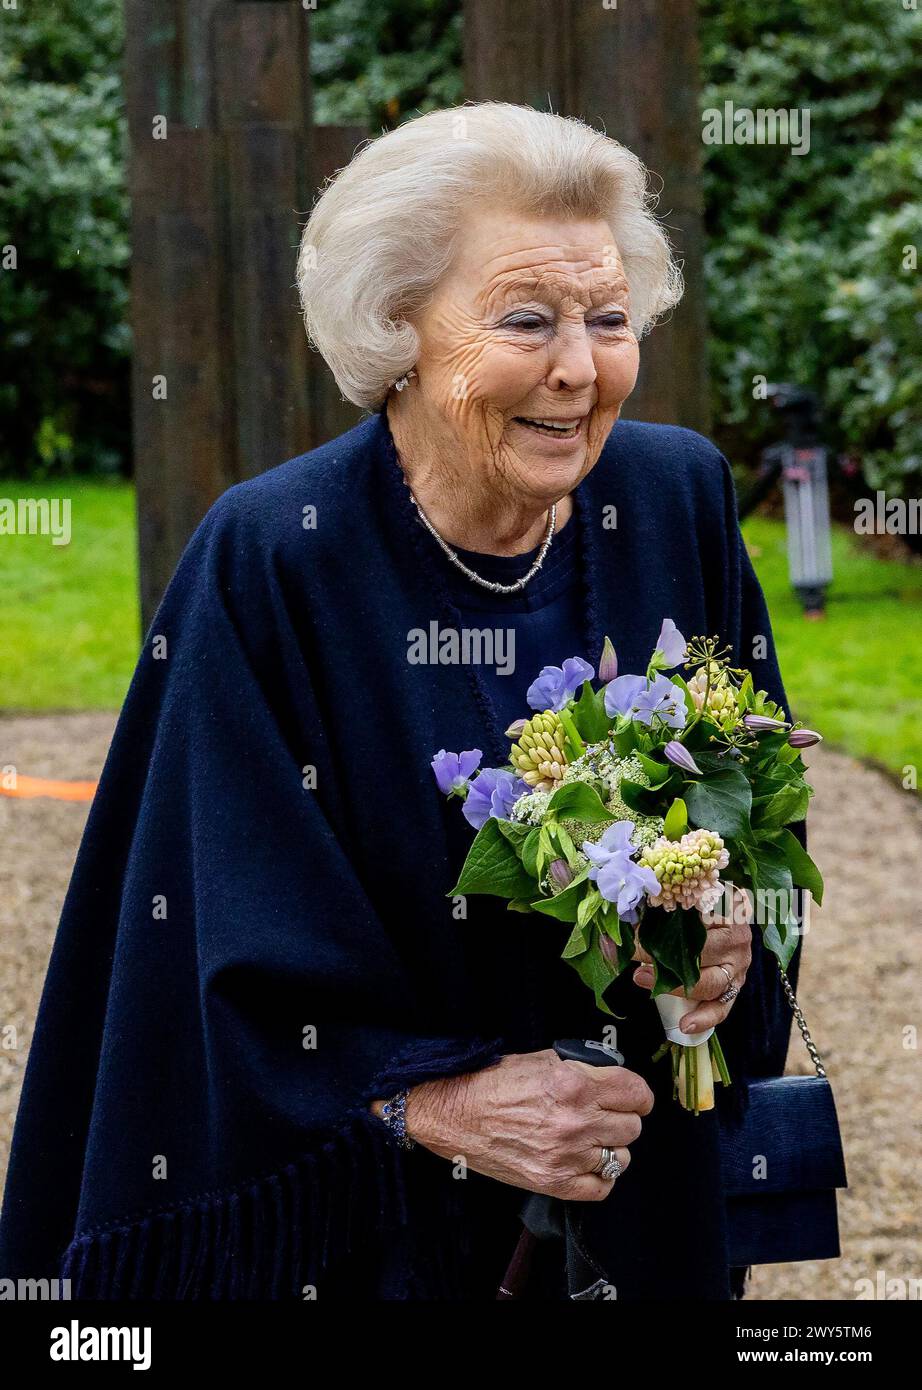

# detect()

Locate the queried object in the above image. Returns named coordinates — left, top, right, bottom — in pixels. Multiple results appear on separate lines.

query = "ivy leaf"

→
left=639, top=904, right=706, bottom=994
left=546, top=781, right=614, bottom=824
left=755, top=827, right=824, bottom=905
left=742, top=841, right=800, bottom=966
left=751, top=782, right=810, bottom=829
left=618, top=778, right=668, bottom=815
left=636, top=751, right=672, bottom=787
left=685, top=768, right=752, bottom=839
left=450, top=818, right=538, bottom=898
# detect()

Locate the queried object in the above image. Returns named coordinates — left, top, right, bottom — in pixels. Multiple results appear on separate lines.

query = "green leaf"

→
left=738, top=672, right=755, bottom=708
left=496, top=819, right=531, bottom=848
left=636, top=752, right=671, bottom=787
left=546, top=781, right=614, bottom=824
left=685, top=768, right=752, bottom=838
left=450, top=818, right=538, bottom=899
left=536, top=824, right=555, bottom=879
left=521, top=827, right=541, bottom=878
left=557, top=707, right=585, bottom=759
left=562, top=920, right=590, bottom=958
left=663, top=796, right=689, bottom=839
left=742, top=841, right=801, bottom=966
left=669, top=673, right=697, bottom=721
left=756, top=828, right=824, bottom=905
left=610, top=719, right=639, bottom=755
left=531, top=870, right=590, bottom=922
left=577, top=886, right=603, bottom=930
left=507, top=899, right=535, bottom=914
left=554, top=822, right=581, bottom=869
left=572, top=679, right=611, bottom=742
left=639, top=904, right=706, bottom=994
left=618, top=778, right=668, bottom=815
left=564, top=927, right=621, bottom=1016
left=751, top=782, right=810, bottom=828
left=682, top=717, right=725, bottom=751
left=763, top=914, right=800, bottom=971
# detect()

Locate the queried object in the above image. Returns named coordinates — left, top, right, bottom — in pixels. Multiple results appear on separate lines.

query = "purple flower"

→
left=652, top=619, right=687, bottom=670
left=462, top=768, right=528, bottom=830
left=788, top=728, right=823, bottom=748
left=598, top=636, right=618, bottom=683
left=582, top=821, right=661, bottom=923
left=431, top=748, right=482, bottom=796
left=604, top=673, right=687, bottom=729
left=744, top=714, right=788, bottom=731
left=664, top=740, right=701, bottom=775
left=526, top=656, right=595, bottom=712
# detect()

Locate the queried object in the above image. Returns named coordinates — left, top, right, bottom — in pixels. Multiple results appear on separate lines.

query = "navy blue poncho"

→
left=0, top=407, right=803, bottom=1300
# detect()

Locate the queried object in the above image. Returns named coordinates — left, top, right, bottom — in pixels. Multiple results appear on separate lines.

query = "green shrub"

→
left=699, top=0, right=922, bottom=498
left=0, top=0, right=129, bottom=478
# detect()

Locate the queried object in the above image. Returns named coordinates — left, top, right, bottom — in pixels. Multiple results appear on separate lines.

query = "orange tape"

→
left=0, top=775, right=98, bottom=802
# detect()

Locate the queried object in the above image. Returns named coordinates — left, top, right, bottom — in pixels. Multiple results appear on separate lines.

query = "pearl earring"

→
left=394, top=368, right=418, bottom=392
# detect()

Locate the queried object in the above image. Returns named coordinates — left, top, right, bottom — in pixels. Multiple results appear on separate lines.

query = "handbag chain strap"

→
left=777, top=962, right=827, bottom=1078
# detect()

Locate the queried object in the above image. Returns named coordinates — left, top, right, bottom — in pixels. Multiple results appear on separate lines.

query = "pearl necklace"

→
left=409, top=491, right=558, bottom=595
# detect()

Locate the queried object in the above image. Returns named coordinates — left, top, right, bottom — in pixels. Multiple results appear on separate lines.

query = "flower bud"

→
left=600, top=934, right=620, bottom=968
left=505, top=718, right=528, bottom=738
left=788, top=728, right=823, bottom=748
left=549, top=858, right=573, bottom=890
left=664, top=740, right=701, bottom=775
left=598, top=635, right=618, bottom=683
left=743, top=714, right=788, bottom=731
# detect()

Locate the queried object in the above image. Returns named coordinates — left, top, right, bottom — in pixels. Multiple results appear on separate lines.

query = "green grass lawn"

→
left=0, top=480, right=140, bottom=710
left=1, top=481, right=920, bottom=781
left=742, top=515, right=922, bottom=781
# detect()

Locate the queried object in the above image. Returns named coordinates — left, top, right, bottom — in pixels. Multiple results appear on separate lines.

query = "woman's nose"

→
left=545, top=325, right=598, bottom=393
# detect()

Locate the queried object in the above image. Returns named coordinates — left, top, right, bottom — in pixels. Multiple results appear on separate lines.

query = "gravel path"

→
left=1, top=714, right=920, bottom=1299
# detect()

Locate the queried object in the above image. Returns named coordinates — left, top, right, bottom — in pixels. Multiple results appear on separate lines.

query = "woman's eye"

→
left=591, top=313, right=628, bottom=330
left=501, top=315, right=549, bottom=332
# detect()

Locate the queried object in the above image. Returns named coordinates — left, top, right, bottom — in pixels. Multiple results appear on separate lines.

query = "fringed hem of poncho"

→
left=59, top=1111, right=447, bottom=1301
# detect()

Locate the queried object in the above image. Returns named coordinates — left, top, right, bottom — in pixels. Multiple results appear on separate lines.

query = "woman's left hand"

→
left=631, top=886, right=753, bottom=1034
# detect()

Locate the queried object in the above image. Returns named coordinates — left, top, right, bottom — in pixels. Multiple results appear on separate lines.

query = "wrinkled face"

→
left=406, top=206, right=640, bottom=506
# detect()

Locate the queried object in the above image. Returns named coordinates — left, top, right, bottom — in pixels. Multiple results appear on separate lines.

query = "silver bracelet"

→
left=381, top=1088, right=416, bottom=1151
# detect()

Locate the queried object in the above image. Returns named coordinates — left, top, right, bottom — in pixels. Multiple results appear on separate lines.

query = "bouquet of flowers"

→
left=431, top=621, right=823, bottom=1113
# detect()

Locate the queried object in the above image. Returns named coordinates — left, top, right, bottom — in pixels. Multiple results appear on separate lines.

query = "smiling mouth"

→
left=513, top=416, right=586, bottom=439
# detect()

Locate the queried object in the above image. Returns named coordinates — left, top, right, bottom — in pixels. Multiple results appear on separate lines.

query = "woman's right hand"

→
left=393, top=1048, right=654, bottom=1201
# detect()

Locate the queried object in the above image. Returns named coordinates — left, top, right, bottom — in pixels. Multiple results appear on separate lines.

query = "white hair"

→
left=297, top=101, right=684, bottom=410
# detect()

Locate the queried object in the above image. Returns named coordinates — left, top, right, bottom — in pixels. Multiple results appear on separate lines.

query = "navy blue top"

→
left=441, top=509, right=584, bottom=733
left=0, top=408, right=805, bottom=1303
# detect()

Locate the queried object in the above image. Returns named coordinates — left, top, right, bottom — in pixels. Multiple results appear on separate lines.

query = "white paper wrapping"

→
left=654, top=993, right=714, bottom=1047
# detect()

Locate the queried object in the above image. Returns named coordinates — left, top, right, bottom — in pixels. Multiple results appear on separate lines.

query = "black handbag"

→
left=719, top=963, right=848, bottom=1266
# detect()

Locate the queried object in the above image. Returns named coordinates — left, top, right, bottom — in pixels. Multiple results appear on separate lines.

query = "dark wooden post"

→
left=124, top=0, right=366, bottom=629
left=464, top=0, right=710, bottom=434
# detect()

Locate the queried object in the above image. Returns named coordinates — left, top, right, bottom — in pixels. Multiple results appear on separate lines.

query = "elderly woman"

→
left=0, top=103, right=803, bottom=1301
